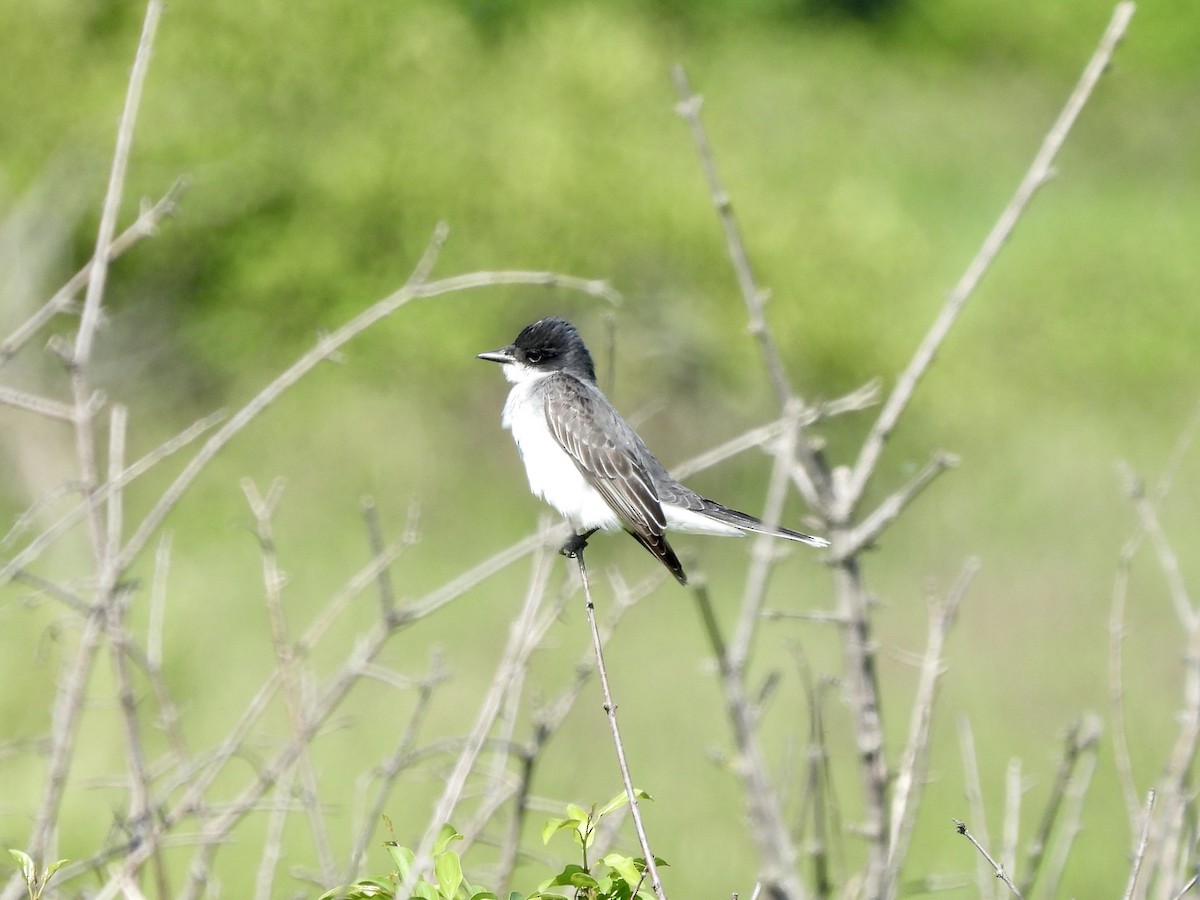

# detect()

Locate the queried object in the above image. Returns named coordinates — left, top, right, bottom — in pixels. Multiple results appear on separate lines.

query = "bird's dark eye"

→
left=526, top=350, right=545, bottom=364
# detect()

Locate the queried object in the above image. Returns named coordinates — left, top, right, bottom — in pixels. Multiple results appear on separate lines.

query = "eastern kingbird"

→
left=478, top=317, right=829, bottom=585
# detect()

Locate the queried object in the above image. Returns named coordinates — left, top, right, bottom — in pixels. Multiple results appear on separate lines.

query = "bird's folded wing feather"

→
left=542, top=376, right=666, bottom=538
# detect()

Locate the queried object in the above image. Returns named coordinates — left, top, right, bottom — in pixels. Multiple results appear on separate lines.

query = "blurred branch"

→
left=885, top=559, right=977, bottom=894
left=836, top=1, right=1136, bottom=524
left=1017, top=715, right=1102, bottom=898
left=399, top=540, right=556, bottom=895
left=728, top=400, right=804, bottom=672
left=957, top=717, right=995, bottom=899
left=691, top=578, right=807, bottom=900
left=1040, top=740, right=1098, bottom=899
left=835, top=451, right=959, bottom=562
left=345, top=654, right=447, bottom=883
left=0, top=385, right=76, bottom=421
left=0, top=178, right=186, bottom=368
left=670, top=65, right=832, bottom=513
left=242, top=477, right=336, bottom=886
left=73, top=0, right=161, bottom=368
left=5, top=9, right=163, bottom=888
left=1000, top=759, right=1022, bottom=900
left=1122, top=790, right=1156, bottom=900
left=670, top=65, right=793, bottom=408
left=1119, top=463, right=1195, bottom=629
left=0, top=409, right=225, bottom=586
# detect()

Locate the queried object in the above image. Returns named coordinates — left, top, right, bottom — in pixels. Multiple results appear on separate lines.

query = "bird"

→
left=477, top=317, right=829, bottom=585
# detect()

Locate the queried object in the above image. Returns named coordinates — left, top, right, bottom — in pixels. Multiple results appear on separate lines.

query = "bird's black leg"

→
left=560, top=529, right=597, bottom=559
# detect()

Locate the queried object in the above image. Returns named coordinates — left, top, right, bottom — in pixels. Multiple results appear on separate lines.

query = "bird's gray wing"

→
left=542, top=375, right=665, bottom=535
left=542, top=375, right=686, bottom=583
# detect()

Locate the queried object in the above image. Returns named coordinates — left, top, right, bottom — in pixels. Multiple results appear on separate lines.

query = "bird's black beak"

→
left=477, top=347, right=514, bottom=364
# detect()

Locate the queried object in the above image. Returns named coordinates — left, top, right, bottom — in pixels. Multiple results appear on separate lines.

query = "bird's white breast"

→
left=501, top=377, right=620, bottom=531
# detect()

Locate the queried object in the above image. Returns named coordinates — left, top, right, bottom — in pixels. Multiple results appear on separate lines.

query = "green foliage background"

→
left=1, top=0, right=1198, bottom=896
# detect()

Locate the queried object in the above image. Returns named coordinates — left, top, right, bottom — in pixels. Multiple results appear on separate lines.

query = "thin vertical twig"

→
left=74, top=1, right=162, bottom=366
left=958, top=717, right=995, bottom=900
left=1040, top=749, right=1098, bottom=899
left=1001, top=759, right=1022, bottom=898
left=885, top=559, right=976, bottom=893
left=574, top=549, right=668, bottom=900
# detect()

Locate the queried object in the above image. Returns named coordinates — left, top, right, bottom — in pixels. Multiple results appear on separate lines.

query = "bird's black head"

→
left=478, top=317, right=597, bottom=383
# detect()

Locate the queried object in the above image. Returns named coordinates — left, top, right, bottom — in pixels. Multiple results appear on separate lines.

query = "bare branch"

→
left=692, top=580, right=807, bottom=900
left=1000, top=759, right=1022, bottom=899
left=1120, top=462, right=1196, bottom=629
left=886, top=559, right=977, bottom=889
left=241, top=477, right=336, bottom=885
left=838, top=1, right=1136, bottom=522
left=1017, top=716, right=1102, bottom=897
left=572, top=547, right=668, bottom=900
left=957, top=717, right=994, bottom=899
left=398, top=542, right=557, bottom=895
left=74, top=0, right=162, bottom=366
left=837, top=451, right=959, bottom=561
left=953, top=819, right=1024, bottom=899
left=0, top=177, right=188, bottom=368
left=670, top=65, right=793, bottom=407
left=0, top=385, right=76, bottom=421
left=1122, top=790, right=1156, bottom=900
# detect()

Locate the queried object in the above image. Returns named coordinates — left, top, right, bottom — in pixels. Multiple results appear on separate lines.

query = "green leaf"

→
left=565, top=803, right=589, bottom=823
left=545, top=864, right=587, bottom=887
left=433, top=848, right=462, bottom=899
left=44, top=859, right=69, bottom=880
left=466, top=893, right=497, bottom=900
left=567, top=871, right=600, bottom=890
left=433, top=824, right=463, bottom=855
left=8, top=850, right=34, bottom=883
left=385, top=842, right=414, bottom=880
left=600, top=853, right=641, bottom=886
left=318, top=878, right=395, bottom=900
left=540, top=817, right=577, bottom=846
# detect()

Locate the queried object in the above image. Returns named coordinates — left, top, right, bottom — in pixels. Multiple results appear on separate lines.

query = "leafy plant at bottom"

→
left=320, top=791, right=666, bottom=900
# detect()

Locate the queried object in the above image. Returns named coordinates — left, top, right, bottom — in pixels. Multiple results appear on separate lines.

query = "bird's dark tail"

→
left=628, top=530, right=688, bottom=585
left=703, top=501, right=830, bottom=548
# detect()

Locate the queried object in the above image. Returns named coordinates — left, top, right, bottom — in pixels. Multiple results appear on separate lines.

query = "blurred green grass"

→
left=1, top=0, right=1198, bottom=896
